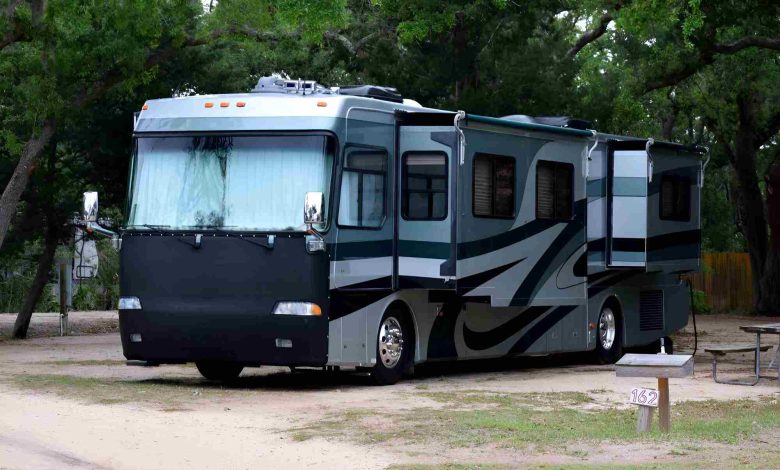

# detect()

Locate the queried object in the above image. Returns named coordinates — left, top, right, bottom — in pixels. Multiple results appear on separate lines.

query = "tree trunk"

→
left=0, top=119, right=56, bottom=251
left=757, top=250, right=780, bottom=314
left=730, top=94, right=780, bottom=315
left=12, top=220, right=59, bottom=338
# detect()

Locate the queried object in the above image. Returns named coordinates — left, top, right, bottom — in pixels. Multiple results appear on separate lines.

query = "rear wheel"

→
left=372, top=310, right=413, bottom=385
left=195, top=361, right=243, bottom=381
left=596, top=305, right=623, bottom=364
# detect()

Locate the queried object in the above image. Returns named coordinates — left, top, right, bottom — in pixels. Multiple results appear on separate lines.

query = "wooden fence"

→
left=688, top=252, right=753, bottom=313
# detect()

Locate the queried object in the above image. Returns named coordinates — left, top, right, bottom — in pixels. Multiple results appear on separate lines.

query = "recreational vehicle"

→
left=82, top=77, right=704, bottom=384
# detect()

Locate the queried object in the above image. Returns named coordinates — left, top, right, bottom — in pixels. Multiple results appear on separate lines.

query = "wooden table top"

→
left=740, top=323, right=780, bottom=334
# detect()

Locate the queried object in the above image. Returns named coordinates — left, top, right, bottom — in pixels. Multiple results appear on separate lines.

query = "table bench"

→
left=705, top=344, right=773, bottom=386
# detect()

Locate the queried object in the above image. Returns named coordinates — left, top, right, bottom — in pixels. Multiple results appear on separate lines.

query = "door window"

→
left=337, top=149, right=387, bottom=228
left=660, top=175, right=691, bottom=221
left=402, top=152, right=448, bottom=220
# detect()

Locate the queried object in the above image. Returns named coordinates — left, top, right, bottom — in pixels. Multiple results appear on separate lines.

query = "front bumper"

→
left=119, top=308, right=328, bottom=366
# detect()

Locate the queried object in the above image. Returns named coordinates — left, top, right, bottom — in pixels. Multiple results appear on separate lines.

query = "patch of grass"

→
left=6, top=373, right=227, bottom=407
left=389, top=466, right=680, bottom=470
left=439, top=398, right=777, bottom=448
left=389, top=465, right=510, bottom=470
left=419, top=390, right=515, bottom=408
left=325, top=393, right=778, bottom=456
left=289, top=409, right=381, bottom=443
left=419, top=390, right=594, bottom=410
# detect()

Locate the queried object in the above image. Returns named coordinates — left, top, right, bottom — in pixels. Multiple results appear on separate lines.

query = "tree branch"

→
left=705, top=118, right=735, bottom=164
left=646, top=36, right=780, bottom=92
left=566, top=11, right=614, bottom=58
left=324, top=30, right=380, bottom=56
left=0, top=0, right=28, bottom=51
left=712, top=36, right=780, bottom=54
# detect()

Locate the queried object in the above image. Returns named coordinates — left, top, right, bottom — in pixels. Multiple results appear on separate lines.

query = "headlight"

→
left=119, top=296, right=142, bottom=310
left=273, top=302, right=322, bottom=316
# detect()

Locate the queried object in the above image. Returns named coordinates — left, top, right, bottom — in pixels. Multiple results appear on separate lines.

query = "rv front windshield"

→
left=127, top=135, right=334, bottom=231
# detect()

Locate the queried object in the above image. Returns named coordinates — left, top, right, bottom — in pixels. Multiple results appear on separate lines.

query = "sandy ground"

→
left=0, top=311, right=778, bottom=469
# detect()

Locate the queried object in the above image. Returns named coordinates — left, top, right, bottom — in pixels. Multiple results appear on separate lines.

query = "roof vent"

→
left=338, top=85, right=403, bottom=103
left=502, top=115, right=592, bottom=130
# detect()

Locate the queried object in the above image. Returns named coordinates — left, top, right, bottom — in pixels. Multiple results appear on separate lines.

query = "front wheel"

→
left=195, top=361, right=244, bottom=381
left=595, top=306, right=623, bottom=364
left=372, top=312, right=412, bottom=385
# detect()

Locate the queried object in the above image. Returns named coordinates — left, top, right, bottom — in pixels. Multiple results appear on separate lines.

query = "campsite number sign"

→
left=629, top=388, right=659, bottom=407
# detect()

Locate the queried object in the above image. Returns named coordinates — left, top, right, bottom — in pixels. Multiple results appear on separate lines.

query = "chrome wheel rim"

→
left=599, top=308, right=616, bottom=350
left=378, top=316, right=404, bottom=369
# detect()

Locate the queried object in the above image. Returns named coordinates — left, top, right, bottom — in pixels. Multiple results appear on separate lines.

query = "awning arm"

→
left=455, top=110, right=467, bottom=166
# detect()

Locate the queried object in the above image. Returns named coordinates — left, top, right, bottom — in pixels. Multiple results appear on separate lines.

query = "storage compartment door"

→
left=607, top=141, right=648, bottom=268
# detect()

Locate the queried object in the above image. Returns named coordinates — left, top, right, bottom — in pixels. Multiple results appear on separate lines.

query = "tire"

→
left=595, top=305, right=623, bottom=364
left=195, top=361, right=244, bottom=381
left=372, top=309, right=413, bottom=386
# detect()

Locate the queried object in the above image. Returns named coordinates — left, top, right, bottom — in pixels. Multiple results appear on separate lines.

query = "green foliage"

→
left=692, top=289, right=711, bottom=314
left=72, top=239, right=120, bottom=311
left=0, top=239, right=57, bottom=313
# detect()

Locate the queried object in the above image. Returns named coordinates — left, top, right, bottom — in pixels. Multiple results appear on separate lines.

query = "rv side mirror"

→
left=304, top=192, right=324, bottom=227
left=83, top=191, right=99, bottom=222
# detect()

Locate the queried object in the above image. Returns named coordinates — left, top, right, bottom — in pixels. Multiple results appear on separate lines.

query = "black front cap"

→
left=119, top=234, right=329, bottom=366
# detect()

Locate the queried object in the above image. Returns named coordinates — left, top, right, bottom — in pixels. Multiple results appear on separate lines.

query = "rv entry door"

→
left=395, top=112, right=457, bottom=289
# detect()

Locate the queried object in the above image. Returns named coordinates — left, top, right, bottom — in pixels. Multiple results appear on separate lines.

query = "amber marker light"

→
left=142, top=104, right=149, bottom=110
left=317, top=101, right=328, bottom=107
left=236, top=102, right=246, bottom=107
left=310, top=304, right=322, bottom=316
left=220, top=102, right=229, bottom=108
left=204, top=102, right=214, bottom=108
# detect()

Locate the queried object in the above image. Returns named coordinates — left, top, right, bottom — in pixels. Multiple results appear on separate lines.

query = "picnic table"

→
left=704, top=323, right=780, bottom=386
left=740, top=323, right=780, bottom=382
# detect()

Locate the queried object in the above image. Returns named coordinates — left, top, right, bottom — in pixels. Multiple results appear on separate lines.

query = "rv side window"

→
left=403, top=152, right=448, bottom=220
left=473, top=154, right=515, bottom=218
left=536, top=160, right=573, bottom=220
left=660, top=175, right=691, bottom=221
left=337, top=149, right=387, bottom=228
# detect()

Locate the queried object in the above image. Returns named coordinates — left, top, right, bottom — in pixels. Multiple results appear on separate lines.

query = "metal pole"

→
left=59, top=262, right=68, bottom=336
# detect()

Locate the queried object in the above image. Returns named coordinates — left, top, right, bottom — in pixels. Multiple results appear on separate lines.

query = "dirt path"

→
left=0, top=312, right=778, bottom=469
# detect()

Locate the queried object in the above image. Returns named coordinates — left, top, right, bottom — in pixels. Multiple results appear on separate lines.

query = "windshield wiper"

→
left=128, top=224, right=171, bottom=233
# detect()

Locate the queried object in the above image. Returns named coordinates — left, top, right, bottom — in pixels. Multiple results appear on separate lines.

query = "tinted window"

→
left=337, top=149, right=386, bottom=228
left=536, top=160, right=573, bottom=220
left=473, top=154, right=515, bottom=218
left=660, top=175, right=691, bottom=221
left=403, top=152, right=448, bottom=220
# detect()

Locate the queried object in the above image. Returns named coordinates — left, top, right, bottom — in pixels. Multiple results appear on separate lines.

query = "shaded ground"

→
left=0, top=311, right=778, bottom=469
left=0, top=311, right=118, bottom=339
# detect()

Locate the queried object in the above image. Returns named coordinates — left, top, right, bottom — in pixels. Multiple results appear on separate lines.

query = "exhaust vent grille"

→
left=639, top=290, right=664, bottom=331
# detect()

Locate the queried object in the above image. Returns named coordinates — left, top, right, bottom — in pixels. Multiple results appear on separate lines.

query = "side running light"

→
left=273, top=302, right=322, bottom=316
left=305, top=234, right=326, bottom=253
